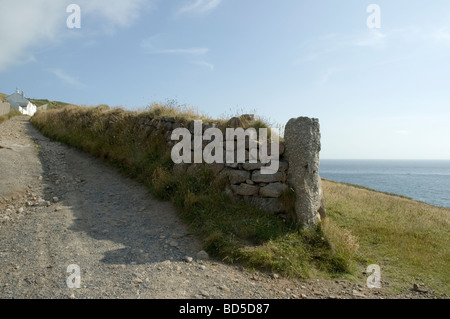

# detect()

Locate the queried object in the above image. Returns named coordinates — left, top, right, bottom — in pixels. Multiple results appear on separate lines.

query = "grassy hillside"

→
left=30, top=104, right=449, bottom=296
left=28, top=98, right=73, bottom=109
left=323, top=179, right=449, bottom=294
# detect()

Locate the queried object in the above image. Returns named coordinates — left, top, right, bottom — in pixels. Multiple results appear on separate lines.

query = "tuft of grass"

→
left=145, top=100, right=218, bottom=123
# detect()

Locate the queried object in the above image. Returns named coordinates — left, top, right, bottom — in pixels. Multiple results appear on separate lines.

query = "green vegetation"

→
left=28, top=98, right=73, bottom=109
left=30, top=103, right=449, bottom=296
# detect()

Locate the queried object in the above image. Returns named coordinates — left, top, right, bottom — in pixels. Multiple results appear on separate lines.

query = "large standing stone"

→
left=284, top=117, right=323, bottom=227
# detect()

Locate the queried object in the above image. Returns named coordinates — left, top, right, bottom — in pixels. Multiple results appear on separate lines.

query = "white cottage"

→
left=6, top=89, right=37, bottom=116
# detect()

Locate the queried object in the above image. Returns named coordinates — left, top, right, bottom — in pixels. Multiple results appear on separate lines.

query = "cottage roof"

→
left=6, top=92, right=30, bottom=110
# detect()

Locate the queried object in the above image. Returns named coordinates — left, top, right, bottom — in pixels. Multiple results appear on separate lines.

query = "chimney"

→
left=22, top=91, right=24, bottom=97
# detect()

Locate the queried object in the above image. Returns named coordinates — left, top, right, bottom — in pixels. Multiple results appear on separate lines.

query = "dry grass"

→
left=322, top=179, right=450, bottom=294
left=144, top=101, right=218, bottom=123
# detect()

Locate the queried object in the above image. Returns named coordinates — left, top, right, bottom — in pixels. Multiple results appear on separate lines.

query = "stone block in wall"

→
left=259, top=183, right=288, bottom=198
left=251, top=171, right=284, bottom=183
left=163, top=121, right=173, bottom=131
left=242, top=162, right=263, bottom=171
left=223, top=143, right=257, bottom=164
left=226, top=117, right=242, bottom=129
left=260, top=140, right=285, bottom=156
left=226, top=169, right=250, bottom=185
left=172, top=122, right=186, bottom=130
left=242, top=160, right=288, bottom=172
left=225, top=162, right=239, bottom=169
left=162, top=116, right=175, bottom=123
left=230, top=184, right=260, bottom=196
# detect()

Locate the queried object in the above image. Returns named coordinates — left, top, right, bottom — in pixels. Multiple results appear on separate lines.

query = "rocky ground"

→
left=0, top=116, right=441, bottom=299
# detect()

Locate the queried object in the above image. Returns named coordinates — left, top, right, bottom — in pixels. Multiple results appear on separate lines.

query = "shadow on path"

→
left=27, top=121, right=201, bottom=265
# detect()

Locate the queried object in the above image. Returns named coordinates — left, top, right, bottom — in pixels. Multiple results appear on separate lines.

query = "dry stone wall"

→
left=135, top=113, right=325, bottom=226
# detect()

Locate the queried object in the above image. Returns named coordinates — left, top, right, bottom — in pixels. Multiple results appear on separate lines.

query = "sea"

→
left=319, top=160, right=450, bottom=209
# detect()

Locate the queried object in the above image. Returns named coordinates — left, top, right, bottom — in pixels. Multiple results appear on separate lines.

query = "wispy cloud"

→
left=150, top=47, right=209, bottom=55
left=141, top=36, right=209, bottom=55
left=191, top=61, right=214, bottom=71
left=317, top=67, right=343, bottom=85
left=80, top=0, right=151, bottom=28
left=0, top=1, right=65, bottom=71
left=432, top=27, right=450, bottom=43
left=395, top=130, right=410, bottom=136
left=47, top=68, right=85, bottom=88
left=140, top=35, right=213, bottom=69
left=354, top=29, right=387, bottom=48
left=175, top=0, right=222, bottom=16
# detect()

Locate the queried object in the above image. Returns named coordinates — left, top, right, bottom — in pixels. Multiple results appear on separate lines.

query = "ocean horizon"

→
left=319, top=159, right=450, bottom=209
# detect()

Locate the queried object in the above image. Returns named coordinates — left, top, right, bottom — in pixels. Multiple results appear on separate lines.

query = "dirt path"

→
left=0, top=116, right=436, bottom=299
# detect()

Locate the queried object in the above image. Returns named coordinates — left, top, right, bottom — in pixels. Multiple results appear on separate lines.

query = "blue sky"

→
left=1, top=0, right=449, bottom=159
